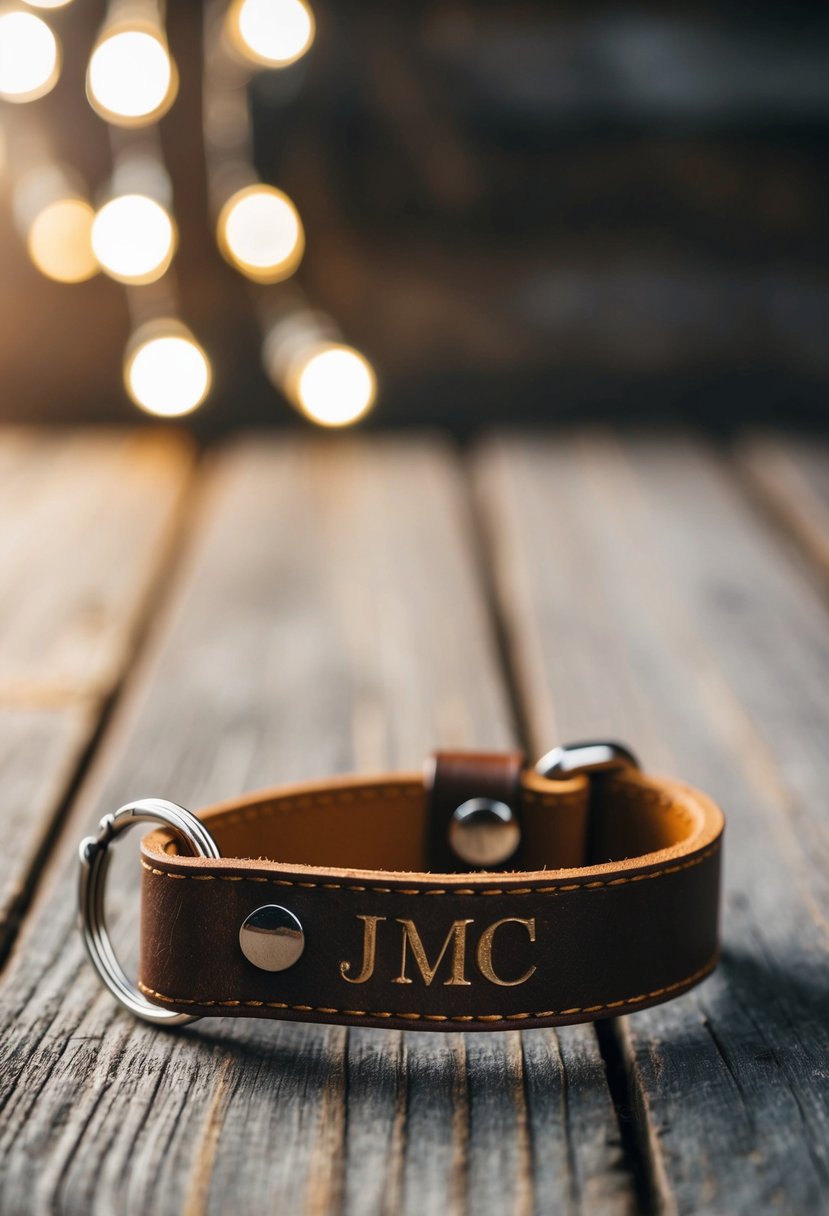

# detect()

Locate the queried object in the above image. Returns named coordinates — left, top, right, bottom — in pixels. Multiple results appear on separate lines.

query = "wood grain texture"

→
left=736, top=432, right=829, bottom=583
left=475, top=433, right=829, bottom=1215
left=0, top=430, right=192, bottom=950
left=0, top=437, right=632, bottom=1216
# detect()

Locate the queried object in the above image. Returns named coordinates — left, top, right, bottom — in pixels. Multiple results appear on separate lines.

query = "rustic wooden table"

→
left=0, top=429, right=826, bottom=1215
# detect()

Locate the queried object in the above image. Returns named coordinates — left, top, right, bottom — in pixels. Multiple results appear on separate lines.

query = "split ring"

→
left=78, top=798, right=221, bottom=1026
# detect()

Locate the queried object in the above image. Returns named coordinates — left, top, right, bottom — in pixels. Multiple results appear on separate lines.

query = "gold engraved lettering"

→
left=392, top=918, right=473, bottom=986
left=476, top=917, right=537, bottom=986
left=340, top=915, right=386, bottom=984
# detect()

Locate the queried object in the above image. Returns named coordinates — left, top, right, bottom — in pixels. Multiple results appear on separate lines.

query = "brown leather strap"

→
left=138, top=761, right=723, bottom=1031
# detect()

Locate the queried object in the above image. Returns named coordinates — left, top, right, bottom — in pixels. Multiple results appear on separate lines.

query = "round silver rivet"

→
left=239, top=905, right=305, bottom=972
left=448, top=798, right=520, bottom=867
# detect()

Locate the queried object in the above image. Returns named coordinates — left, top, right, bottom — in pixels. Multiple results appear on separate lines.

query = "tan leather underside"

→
left=143, top=768, right=722, bottom=882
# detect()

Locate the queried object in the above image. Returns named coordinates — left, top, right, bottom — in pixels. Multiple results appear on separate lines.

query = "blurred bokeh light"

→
left=27, top=196, right=97, bottom=283
left=0, top=10, right=60, bottom=103
left=217, top=184, right=304, bottom=283
left=87, top=27, right=176, bottom=125
left=295, top=345, right=377, bottom=428
left=125, top=322, right=212, bottom=417
left=92, top=194, right=176, bottom=285
left=226, top=0, right=315, bottom=69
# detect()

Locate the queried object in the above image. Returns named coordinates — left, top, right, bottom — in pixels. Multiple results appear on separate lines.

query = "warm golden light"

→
left=27, top=197, right=97, bottom=283
left=125, top=324, right=211, bottom=417
left=25, top=0, right=74, bottom=8
left=227, top=0, right=315, bottom=68
left=0, top=10, right=60, bottom=103
left=218, top=184, right=304, bottom=283
left=87, top=28, right=177, bottom=125
left=296, top=344, right=376, bottom=427
left=92, top=193, right=175, bottom=284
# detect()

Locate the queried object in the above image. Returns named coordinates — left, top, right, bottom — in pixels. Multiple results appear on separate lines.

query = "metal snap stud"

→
left=239, top=904, right=305, bottom=972
left=448, top=797, right=520, bottom=867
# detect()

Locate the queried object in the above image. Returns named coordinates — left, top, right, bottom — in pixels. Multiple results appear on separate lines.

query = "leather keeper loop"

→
left=425, top=749, right=526, bottom=870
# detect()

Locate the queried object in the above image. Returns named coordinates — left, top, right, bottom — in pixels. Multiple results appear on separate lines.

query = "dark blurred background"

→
left=1, top=0, right=828, bottom=433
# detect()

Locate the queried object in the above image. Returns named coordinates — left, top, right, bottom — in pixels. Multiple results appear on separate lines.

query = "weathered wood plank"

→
left=0, top=431, right=192, bottom=697
left=737, top=432, right=829, bottom=581
left=475, top=433, right=829, bottom=1216
left=0, top=438, right=632, bottom=1216
left=0, top=430, right=193, bottom=951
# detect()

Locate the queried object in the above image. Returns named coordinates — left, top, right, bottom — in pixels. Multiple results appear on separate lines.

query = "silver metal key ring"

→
left=78, top=798, right=221, bottom=1026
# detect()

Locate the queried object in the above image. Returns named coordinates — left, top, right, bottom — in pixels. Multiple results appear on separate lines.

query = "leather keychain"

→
left=78, top=741, right=724, bottom=1031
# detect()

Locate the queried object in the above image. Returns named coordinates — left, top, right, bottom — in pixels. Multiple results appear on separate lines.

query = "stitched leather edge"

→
left=147, top=776, right=711, bottom=879
left=137, top=953, right=719, bottom=1022
left=140, top=840, right=721, bottom=895
left=158, top=785, right=588, bottom=850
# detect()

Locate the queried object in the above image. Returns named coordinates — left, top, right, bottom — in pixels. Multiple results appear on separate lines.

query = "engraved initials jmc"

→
left=340, top=916, right=537, bottom=987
